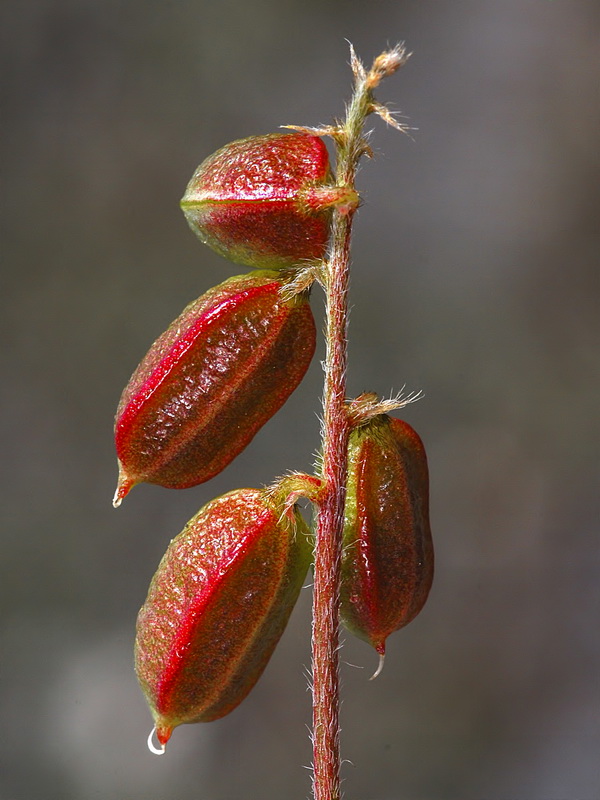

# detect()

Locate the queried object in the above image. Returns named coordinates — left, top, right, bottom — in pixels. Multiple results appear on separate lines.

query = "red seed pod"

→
left=180, top=132, right=339, bottom=269
left=134, top=488, right=312, bottom=749
left=113, top=271, right=316, bottom=505
left=341, top=415, right=434, bottom=658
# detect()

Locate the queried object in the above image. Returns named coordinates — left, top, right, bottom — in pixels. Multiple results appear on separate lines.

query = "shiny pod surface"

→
left=114, top=271, right=316, bottom=504
left=181, top=132, right=333, bottom=269
left=341, top=415, right=434, bottom=654
left=135, top=488, right=312, bottom=746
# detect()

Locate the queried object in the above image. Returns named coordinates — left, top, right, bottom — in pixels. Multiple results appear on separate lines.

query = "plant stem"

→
left=311, top=207, right=353, bottom=800
left=311, top=45, right=410, bottom=800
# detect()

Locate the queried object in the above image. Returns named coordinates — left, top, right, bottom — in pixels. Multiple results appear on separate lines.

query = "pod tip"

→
left=113, top=463, right=135, bottom=508
left=147, top=725, right=171, bottom=755
left=369, top=650, right=385, bottom=681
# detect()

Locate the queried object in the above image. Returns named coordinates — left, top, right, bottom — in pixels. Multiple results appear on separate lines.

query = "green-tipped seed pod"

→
left=341, top=415, right=434, bottom=660
left=135, top=488, right=312, bottom=751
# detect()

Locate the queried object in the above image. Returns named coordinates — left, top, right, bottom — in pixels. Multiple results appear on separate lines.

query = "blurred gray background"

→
left=1, top=1, right=599, bottom=799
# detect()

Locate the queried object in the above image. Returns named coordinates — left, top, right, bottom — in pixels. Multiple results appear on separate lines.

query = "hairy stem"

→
left=311, top=45, right=409, bottom=800
left=311, top=209, right=353, bottom=800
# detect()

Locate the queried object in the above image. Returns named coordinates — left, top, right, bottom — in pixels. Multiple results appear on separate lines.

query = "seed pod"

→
left=113, top=271, right=316, bottom=505
left=135, top=488, right=312, bottom=749
left=341, top=415, right=434, bottom=657
left=181, top=132, right=338, bottom=270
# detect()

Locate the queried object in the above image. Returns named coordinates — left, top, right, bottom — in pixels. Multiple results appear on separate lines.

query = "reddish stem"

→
left=310, top=45, right=409, bottom=800
left=311, top=208, right=354, bottom=800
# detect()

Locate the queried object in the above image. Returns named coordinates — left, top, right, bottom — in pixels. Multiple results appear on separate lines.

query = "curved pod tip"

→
left=112, top=462, right=135, bottom=508
left=369, top=652, right=385, bottom=681
left=147, top=724, right=173, bottom=755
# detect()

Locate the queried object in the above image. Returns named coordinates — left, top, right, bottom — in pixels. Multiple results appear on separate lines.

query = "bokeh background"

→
left=2, top=1, right=599, bottom=799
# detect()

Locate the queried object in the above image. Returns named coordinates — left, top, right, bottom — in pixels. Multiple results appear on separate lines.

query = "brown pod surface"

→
left=341, top=415, right=434, bottom=655
left=114, top=271, right=316, bottom=504
left=135, top=488, right=312, bottom=747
